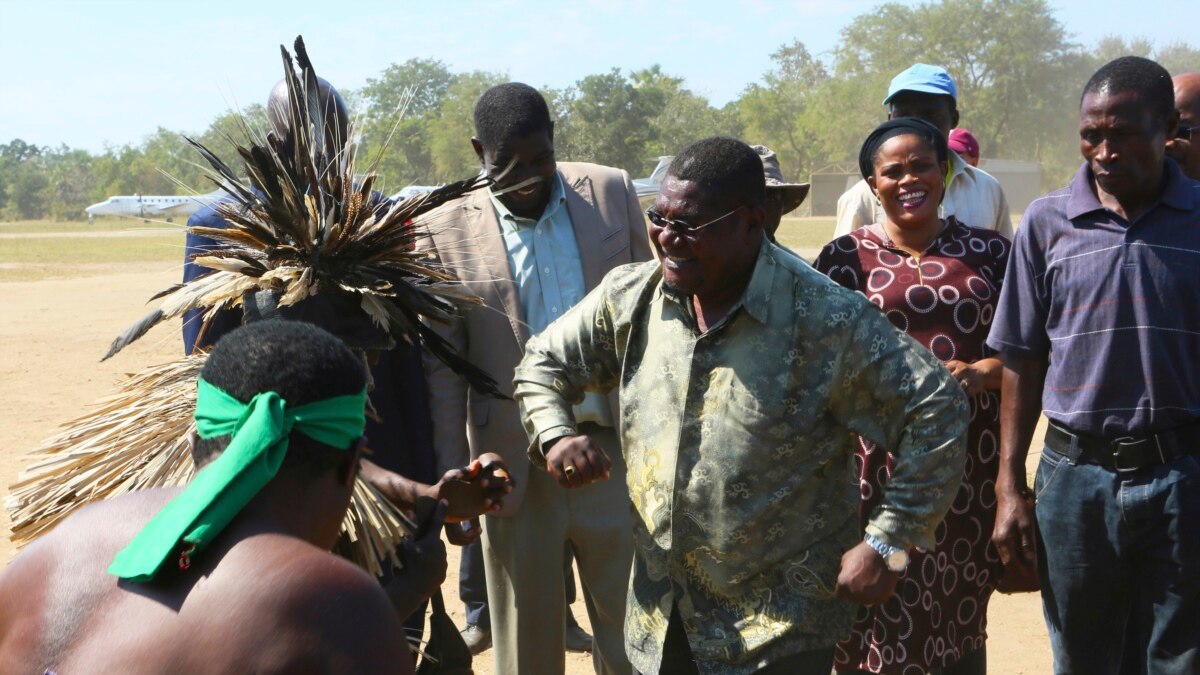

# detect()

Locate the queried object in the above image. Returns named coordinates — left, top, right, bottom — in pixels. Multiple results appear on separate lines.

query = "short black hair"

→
left=888, top=91, right=958, bottom=114
left=194, top=320, right=367, bottom=474
left=473, top=82, right=553, bottom=150
left=667, top=137, right=766, bottom=210
left=1082, top=56, right=1175, bottom=120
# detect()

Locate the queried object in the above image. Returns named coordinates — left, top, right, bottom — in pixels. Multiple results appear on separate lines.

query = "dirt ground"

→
left=0, top=258, right=1053, bottom=674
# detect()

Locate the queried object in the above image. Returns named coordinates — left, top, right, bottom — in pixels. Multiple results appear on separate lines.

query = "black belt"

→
left=1045, top=421, right=1200, bottom=473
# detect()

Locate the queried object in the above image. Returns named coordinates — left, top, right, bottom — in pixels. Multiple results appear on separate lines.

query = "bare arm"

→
left=945, top=356, right=1003, bottom=396
left=991, top=352, right=1047, bottom=569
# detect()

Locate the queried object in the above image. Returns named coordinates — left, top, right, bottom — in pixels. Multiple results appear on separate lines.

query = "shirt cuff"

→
left=526, top=425, right=579, bottom=469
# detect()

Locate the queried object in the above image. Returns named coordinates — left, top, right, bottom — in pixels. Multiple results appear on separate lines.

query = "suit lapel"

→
left=463, top=191, right=529, bottom=346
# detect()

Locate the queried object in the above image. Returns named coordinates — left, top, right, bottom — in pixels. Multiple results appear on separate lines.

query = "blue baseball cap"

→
left=883, top=64, right=957, bottom=105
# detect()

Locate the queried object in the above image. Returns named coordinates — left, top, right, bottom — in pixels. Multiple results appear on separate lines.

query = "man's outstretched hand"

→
left=359, top=454, right=514, bottom=526
left=544, top=434, right=611, bottom=488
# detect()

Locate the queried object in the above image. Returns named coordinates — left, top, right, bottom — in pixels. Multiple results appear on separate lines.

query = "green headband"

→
left=109, top=377, right=367, bottom=582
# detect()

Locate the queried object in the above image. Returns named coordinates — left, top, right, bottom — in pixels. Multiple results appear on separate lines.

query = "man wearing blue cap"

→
left=835, top=63, right=1012, bottom=239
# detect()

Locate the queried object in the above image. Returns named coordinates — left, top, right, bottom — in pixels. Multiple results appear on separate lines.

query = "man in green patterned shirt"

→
left=514, top=137, right=968, bottom=675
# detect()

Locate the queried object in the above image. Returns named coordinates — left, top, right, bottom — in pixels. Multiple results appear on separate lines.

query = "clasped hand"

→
left=544, top=434, right=612, bottom=488
left=835, top=541, right=900, bottom=606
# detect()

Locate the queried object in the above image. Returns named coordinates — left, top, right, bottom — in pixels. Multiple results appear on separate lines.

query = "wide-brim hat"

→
left=753, top=145, right=811, bottom=216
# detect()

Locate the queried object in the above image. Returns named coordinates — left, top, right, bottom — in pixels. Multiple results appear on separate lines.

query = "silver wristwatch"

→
left=864, top=533, right=910, bottom=573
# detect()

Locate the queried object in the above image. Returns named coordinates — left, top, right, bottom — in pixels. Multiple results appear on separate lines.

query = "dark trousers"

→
left=1035, top=444, right=1200, bottom=674
left=639, top=604, right=835, bottom=675
left=459, top=537, right=579, bottom=629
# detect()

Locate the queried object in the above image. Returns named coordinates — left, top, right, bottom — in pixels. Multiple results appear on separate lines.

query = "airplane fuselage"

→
left=84, top=192, right=220, bottom=223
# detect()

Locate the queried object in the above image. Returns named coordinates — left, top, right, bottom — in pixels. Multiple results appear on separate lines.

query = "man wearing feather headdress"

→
left=7, top=37, right=512, bottom=606
left=419, top=82, right=654, bottom=675
left=0, top=321, right=438, bottom=674
left=181, top=75, right=475, bottom=548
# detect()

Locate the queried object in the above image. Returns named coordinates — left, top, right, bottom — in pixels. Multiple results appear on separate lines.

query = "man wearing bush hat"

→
left=752, top=144, right=810, bottom=239
left=835, top=63, right=1012, bottom=238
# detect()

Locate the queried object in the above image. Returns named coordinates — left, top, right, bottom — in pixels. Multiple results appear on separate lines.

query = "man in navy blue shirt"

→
left=988, top=56, right=1200, bottom=673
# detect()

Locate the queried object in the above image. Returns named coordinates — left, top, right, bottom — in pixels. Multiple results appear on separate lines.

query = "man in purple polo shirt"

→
left=988, top=56, right=1200, bottom=673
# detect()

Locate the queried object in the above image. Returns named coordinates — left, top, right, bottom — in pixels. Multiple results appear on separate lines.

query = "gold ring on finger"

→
left=564, top=465, right=577, bottom=477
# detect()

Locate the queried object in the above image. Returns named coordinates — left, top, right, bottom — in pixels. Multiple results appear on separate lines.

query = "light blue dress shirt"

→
left=489, top=173, right=613, bottom=427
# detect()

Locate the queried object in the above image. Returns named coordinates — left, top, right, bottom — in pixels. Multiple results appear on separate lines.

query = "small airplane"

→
left=390, top=185, right=441, bottom=202
left=632, top=156, right=673, bottom=203
left=84, top=189, right=225, bottom=223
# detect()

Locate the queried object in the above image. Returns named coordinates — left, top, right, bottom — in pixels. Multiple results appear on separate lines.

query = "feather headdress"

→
left=103, top=36, right=501, bottom=398
left=7, top=37, right=497, bottom=576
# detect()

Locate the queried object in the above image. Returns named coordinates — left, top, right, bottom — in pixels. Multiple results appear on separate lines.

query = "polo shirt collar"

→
left=1066, top=159, right=1195, bottom=221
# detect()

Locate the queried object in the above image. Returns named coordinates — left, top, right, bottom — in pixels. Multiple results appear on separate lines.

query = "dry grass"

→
left=774, top=216, right=836, bottom=258
left=0, top=218, right=180, bottom=234
left=0, top=224, right=184, bottom=282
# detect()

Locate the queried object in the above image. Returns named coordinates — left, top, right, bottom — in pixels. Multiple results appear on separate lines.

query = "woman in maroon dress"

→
left=814, top=118, right=1010, bottom=675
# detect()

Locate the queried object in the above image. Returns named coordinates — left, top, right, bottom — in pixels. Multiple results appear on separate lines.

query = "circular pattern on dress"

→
left=938, top=285, right=960, bottom=305
left=906, top=285, right=938, bottom=314
left=869, top=268, right=896, bottom=293
left=919, top=260, right=947, bottom=281
left=966, top=276, right=992, bottom=300
left=878, top=249, right=905, bottom=267
left=954, top=299, right=981, bottom=333
left=929, top=335, right=956, bottom=361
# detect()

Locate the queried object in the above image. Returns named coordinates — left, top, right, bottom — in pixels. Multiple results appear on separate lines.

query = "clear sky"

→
left=1, top=0, right=1193, bottom=153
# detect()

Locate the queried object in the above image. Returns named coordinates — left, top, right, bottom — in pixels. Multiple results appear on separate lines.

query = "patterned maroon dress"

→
left=814, top=218, right=1011, bottom=675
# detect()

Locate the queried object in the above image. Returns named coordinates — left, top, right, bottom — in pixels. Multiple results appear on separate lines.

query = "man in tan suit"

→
left=419, top=83, right=653, bottom=675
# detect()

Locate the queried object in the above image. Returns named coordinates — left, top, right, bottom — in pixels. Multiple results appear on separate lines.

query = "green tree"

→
left=189, top=104, right=269, bottom=189
left=427, top=71, right=508, bottom=184
left=358, top=58, right=456, bottom=184
left=557, top=66, right=728, bottom=176
left=738, top=41, right=831, bottom=180
left=825, top=0, right=1092, bottom=187
left=0, top=140, right=48, bottom=220
left=41, top=146, right=96, bottom=220
left=1091, top=36, right=1200, bottom=77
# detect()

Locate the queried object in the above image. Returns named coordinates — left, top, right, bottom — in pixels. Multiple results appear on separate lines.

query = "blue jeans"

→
left=1034, top=444, right=1200, bottom=674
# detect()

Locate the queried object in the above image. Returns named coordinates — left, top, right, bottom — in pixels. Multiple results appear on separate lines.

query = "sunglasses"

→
left=1176, top=123, right=1200, bottom=140
left=645, top=205, right=745, bottom=238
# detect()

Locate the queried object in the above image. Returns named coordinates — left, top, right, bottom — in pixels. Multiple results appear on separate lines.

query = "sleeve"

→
left=985, top=211, right=1050, bottom=359
left=620, top=169, right=655, bottom=264
left=513, top=269, right=631, bottom=466
left=417, top=233, right=473, bottom=476
left=828, top=304, right=969, bottom=550
left=181, top=207, right=242, bottom=355
left=812, top=235, right=865, bottom=293
left=834, top=179, right=874, bottom=237
left=993, top=180, right=1014, bottom=239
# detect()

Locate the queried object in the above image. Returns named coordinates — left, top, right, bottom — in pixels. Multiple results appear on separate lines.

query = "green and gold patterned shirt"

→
left=515, top=239, right=968, bottom=674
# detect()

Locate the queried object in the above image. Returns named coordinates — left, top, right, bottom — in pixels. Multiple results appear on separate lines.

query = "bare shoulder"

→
left=208, top=541, right=409, bottom=673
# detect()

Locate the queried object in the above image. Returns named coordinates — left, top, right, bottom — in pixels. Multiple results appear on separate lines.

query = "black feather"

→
left=102, top=308, right=165, bottom=361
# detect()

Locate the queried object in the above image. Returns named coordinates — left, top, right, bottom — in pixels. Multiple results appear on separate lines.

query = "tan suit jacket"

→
left=419, top=162, right=653, bottom=516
